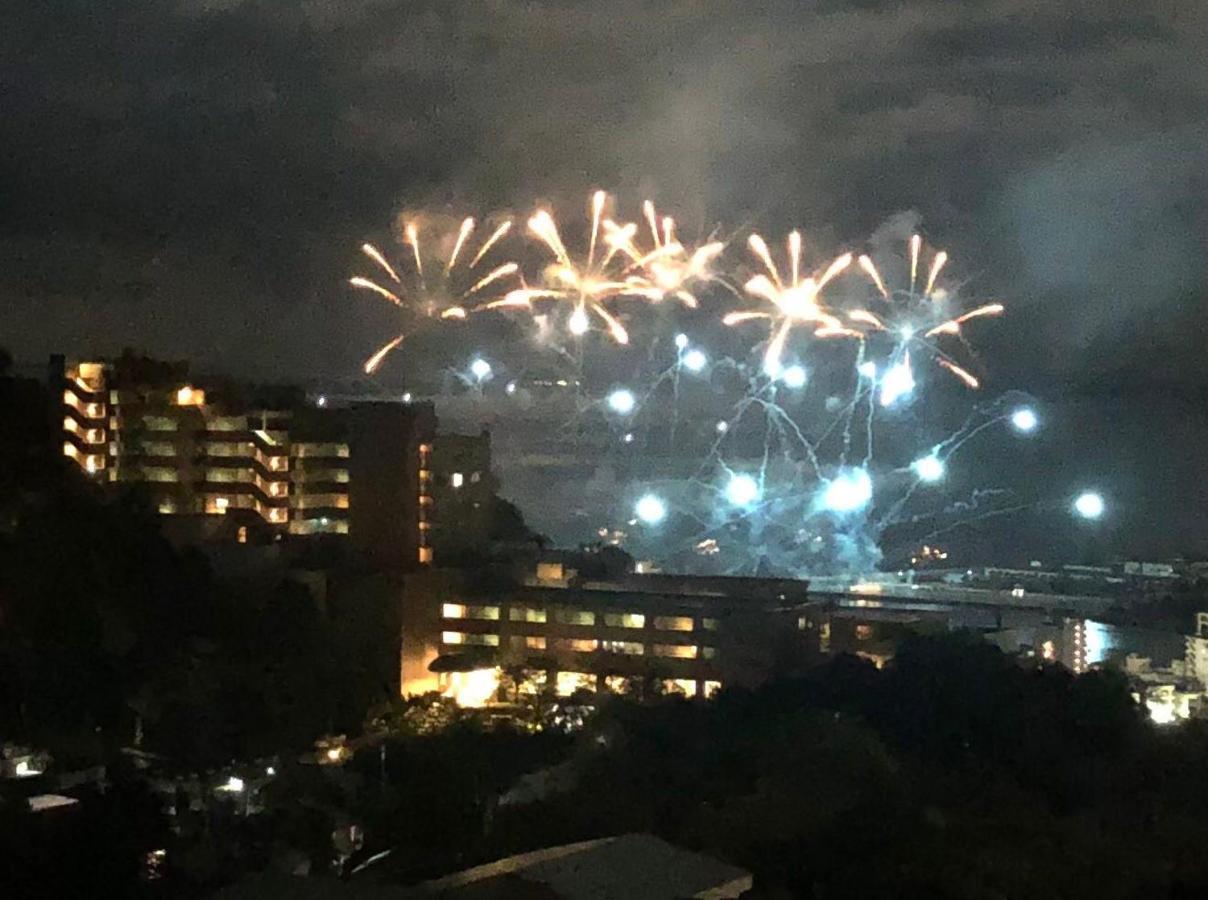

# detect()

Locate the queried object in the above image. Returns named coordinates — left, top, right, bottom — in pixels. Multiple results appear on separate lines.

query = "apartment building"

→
left=400, top=561, right=819, bottom=704
left=55, top=354, right=435, bottom=569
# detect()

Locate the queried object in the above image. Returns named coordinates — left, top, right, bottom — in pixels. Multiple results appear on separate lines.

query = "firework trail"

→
left=349, top=215, right=519, bottom=373
left=723, top=231, right=858, bottom=375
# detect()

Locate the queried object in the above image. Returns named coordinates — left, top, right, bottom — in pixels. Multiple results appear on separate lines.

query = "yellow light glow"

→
left=442, top=667, right=500, bottom=708
left=175, top=386, right=205, bottom=406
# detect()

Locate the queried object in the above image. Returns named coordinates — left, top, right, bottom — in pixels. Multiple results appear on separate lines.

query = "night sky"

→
left=3, top=1, right=1207, bottom=558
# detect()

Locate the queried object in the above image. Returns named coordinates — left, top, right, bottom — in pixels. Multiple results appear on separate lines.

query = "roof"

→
left=406, top=834, right=752, bottom=900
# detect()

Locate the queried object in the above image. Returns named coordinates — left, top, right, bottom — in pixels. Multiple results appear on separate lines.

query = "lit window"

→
left=509, top=607, right=548, bottom=624
left=443, top=603, right=467, bottom=619
left=63, top=417, right=77, bottom=432
left=215, top=497, right=230, bottom=512
left=700, top=617, right=719, bottom=631
left=444, top=604, right=498, bottom=621
left=63, top=442, right=77, bottom=458
left=701, top=646, right=717, bottom=660
left=451, top=472, right=464, bottom=488
left=174, top=386, right=205, bottom=406
left=653, top=644, right=697, bottom=659
left=419, top=469, right=432, bottom=482
left=555, top=672, right=595, bottom=696
left=664, top=679, right=697, bottom=698
left=601, top=640, right=644, bottom=655
left=511, top=635, right=547, bottom=650
left=653, top=615, right=694, bottom=632
left=418, top=547, right=434, bottom=564
left=560, top=638, right=598, bottom=653
left=554, top=608, right=595, bottom=626
left=855, top=624, right=873, bottom=641
left=443, top=631, right=465, bottom=645
left=237, top=526, right=248, bottom=544
left=157, top=500, right=176, bottom=515
left=603, top=612, right=645, bottom=629
left=703, top=680, right=722, bottom=698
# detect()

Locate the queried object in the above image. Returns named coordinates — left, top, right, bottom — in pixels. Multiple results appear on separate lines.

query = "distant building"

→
left=429, top=429, right=497, bottom=559
left=54, top=353, right=435, bottom=569
left=400, top=559, right=819, bottom=703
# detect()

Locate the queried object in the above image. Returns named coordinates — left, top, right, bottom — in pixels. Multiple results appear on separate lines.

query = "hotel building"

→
left=400, top=561, right=819, bottom=704
left=55, top=354, right=435, bottom=569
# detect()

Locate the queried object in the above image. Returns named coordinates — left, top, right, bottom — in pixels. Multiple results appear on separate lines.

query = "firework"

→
left=604, top=200, right=725, bottom=308
left=349, top=216, right=519, bottom=373
left=849, top=236, right=1002, bottom=391
left=724, top=231, right=857, bottom=374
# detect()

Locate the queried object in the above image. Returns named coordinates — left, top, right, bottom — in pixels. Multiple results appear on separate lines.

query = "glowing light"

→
left=218, top=776, right=245, bottom=793
left=781, top=365, right=807, bottom=389
left=682, top=349, right=707, bottom=373
left=725, top=473, right=760, bottom=507
left=716, top=421, right=729, bottom=433
left=623, top=432, right=634, bottom=444
left=316, top=395, right=327, bottom=408
left=443, top=668, right=500, bottom=708
left=879, top=356, right=915, bottom=407
left=506, top=381, right=517, bottom=395
left=607, top=388, right=636, bottom=415
left=674, top=333, right=689, bottom=350
left=858, top=361, right=877, bottom=379
left=726, top=232, right=855, bottom=372
left=568, top=306, right=590, bottom=335
left=913, top=454, right=945, bottom=483
left=1011, top=407, right=1038, bottom=433
left=635, top=494, right=667, bottom=524
left=822, top=468, right=873, bottom=513
left=1074, top=491, right=1105, bottom=520
left=470, top=358, right=492, bottom=380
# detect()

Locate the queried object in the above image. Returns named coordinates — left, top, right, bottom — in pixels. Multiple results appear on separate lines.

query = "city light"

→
left=682, top=349, right=707, bottom=373
left=913, top=454, right=945, bottom=483
left=821, top=468, right=873, bottom=513
left=218, top=776, right=245, bottom=793
left=725, top=473, right=760, bottom=507
left=716, top=421, right=729, bottom=433
left=635, top=494, right=667, bottom=524
left=506, top=381, right=517, bottom=395
left=1011, top=407, right=1038, bottom=433
left=568, top=307, right=590, bottom=335
left=316, top=394, right=327, bottom=408
left=674, top=333, right=690, bottom=350
left=781, top=365, right=807, bottom=389
left=607, top=388, right=636, bottom=415
left=1074, top=491, right=1105, bottom=520
left=470, top=358, right=492, bottom=380
left=858, top=361, right=877, bottom=379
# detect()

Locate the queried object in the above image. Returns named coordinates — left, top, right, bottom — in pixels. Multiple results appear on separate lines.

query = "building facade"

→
left=56, top=354, right=435, bottom=568
left=400, top=561, right=818, bottom=704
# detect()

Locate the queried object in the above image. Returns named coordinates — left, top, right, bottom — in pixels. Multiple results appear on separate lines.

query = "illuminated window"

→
left=174, top=386, right=205, bottom=406
left=141, top=416, right=178, bottom=432
left=554, top=608, right=595, bottom=626
left=451, top=472, right=464, bottom=488
left=157, top=500, right=176, bottom=515
left=601, top=640, right=644, bottom=656
left=63, top=417, right=77, bottom=432
left=701, top=646, right=717, bottom=660
left=444, top=604, right=499, bottom=621
left=559, top=638, right=598, bottom=653
left=855, top=624, right=874, bottom=641
left=653, top=615, right=694, bottom=632
left=419, top=469, right=432, bottom=482
left=237, top=526, right=248, bottom=544
left=653, top=644, right=697, bottom=659
left=664, top=679, right=697, bottom=698
left=700, top=617, right=719, bottom=631
left=215, top=497, right=230, bottom=511
left=511, top=635, right=547, bottom=650
left=555, top=672, right=595, bottom=696
left=419, top=443, right=432, bottom=454
left=603, top=612, right=645, bottom=629
left=418, top=547, right=434, bottom=564
left=510, top=607, right=547, bottom=624
left=441, top=632, right=498, bottom=647
left=703, top=680, right=722, bottom=698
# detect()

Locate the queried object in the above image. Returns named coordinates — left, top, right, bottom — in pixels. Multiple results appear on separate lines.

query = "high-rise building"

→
left=55, top=354, right=435, bottom=569
left=429, top=430, right=496, bottom=557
